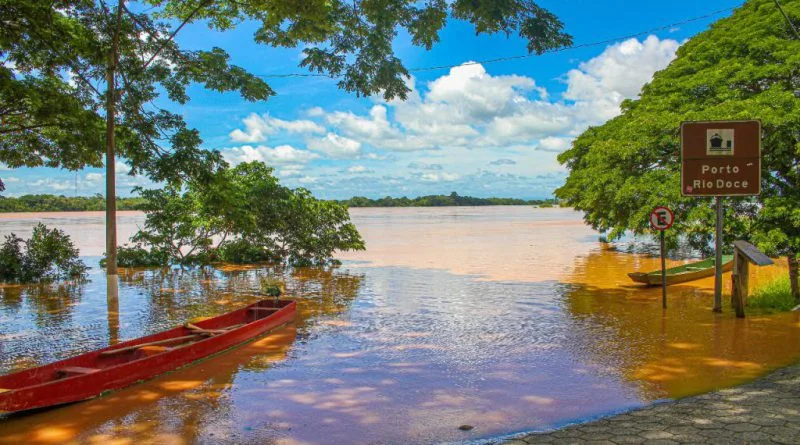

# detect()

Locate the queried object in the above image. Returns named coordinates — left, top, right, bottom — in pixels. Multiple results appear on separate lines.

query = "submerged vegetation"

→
left=0, top=224, right=87, bottom=283
left=103, top=162, right=365, bottom=268
left=337, top=193, right=557, bottom=207
left=747, top=276, right=797, bottom=314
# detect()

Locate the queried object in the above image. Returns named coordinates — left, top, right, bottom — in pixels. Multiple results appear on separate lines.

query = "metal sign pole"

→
left=661, top=230, right=667, bottom=309
left=713, top=197, right=723, bottom=312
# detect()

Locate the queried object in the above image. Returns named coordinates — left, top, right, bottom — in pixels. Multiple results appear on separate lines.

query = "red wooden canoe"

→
left=0, top=299, right=296, bottom=413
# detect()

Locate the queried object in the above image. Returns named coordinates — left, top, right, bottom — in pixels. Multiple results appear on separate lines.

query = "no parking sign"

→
left=649, top=206, right=674, bottom=231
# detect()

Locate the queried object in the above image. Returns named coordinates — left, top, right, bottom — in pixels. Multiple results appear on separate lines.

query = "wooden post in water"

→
left=731, top=240, right=774, bottom=318
left=713, top=197, right=724, bottom=313
left=731, top=250, right=748, bottom=318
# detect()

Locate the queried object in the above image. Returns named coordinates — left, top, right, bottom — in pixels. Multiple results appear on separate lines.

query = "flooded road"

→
left=0, top=207, right=798, bottom=444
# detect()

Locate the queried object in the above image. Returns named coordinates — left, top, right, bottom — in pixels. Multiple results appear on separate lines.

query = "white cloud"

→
left=418, top=172, right=460, bottom=182
left=346, top=165, right=373, bottom=174
left=30, top=178, right=72, bottom=191
left=307, top=133, right=362, bottom=159
left=298, top=175, right=317, bottom=184
left=222, top=145, right=319, bottom=166
left=278, top=166, right=304, bottom=177
left=309, top=36, right=678, bottom=153
left=536, top=137, right=572, bottom=153
left=564, top=35, right=679, bottom=122
left=115, top=161, right=130, bottom=175
left=306, top=106, right=325, bottom=117
left=86, top=172, right=103, bottom=182
left=3, top=176, right=20, bottom=183
left=229, top=113, right=325, bottom=143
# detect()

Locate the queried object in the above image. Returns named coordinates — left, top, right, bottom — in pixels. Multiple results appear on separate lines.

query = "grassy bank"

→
left=747, top=276, right=797, bottom=314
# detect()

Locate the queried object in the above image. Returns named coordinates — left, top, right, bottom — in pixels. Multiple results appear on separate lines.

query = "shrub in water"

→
left=260, top=276, right=284, bottom=297
left=100, top=244, right=171, bottom=268
left=218, top=239, right=279, bottom=264
left=0, top=224, right=87, bottom=283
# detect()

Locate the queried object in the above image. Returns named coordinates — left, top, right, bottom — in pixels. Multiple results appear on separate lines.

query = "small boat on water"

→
left=0, top=299, right=296, bottom=414
left=628, top=255, right=734, bottom=286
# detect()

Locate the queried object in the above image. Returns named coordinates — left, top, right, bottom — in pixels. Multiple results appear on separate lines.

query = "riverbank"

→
left=501, top=360, right=800, bottom=444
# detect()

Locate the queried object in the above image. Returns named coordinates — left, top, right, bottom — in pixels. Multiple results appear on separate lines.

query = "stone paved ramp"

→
left=501, top=363, right=800, bottom=445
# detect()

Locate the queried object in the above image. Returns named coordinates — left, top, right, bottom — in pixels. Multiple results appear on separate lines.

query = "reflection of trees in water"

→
left=560, top=249, right=800, bottom=400
left=116, top=265, right=364, bottom=339
left=0, top=281, right=86, bottom=374
left=0, top=285, right=24, bottom=310
left=23, top=281, right=84, bottom=329
left=0, top=281, right=85, bottom=327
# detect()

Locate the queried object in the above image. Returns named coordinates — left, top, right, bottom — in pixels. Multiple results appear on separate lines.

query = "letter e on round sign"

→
left=650, top=206, right=674, bottom=231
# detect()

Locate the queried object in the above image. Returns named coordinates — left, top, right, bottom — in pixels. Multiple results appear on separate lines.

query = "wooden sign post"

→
left=650, top=206, right=675, bottom=309
left=681, top=120, right=762, bottom=313
left=731, top=240, right=774, bottom=318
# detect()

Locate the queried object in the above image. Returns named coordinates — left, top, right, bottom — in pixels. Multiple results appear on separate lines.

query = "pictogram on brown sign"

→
left=681, top=120, right=761, bottom=197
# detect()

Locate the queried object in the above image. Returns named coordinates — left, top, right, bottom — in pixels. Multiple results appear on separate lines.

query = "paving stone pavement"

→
left=499, top=363, right=800, bottom=445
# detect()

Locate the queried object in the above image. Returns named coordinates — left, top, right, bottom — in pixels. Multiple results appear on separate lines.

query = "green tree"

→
left=121, top=161, right=364, bottom=267
left=2, top=0, right=273, bottom=273
left=556, top=0, right=800, bottom=300
left=3, top=0, right=570, bottom=273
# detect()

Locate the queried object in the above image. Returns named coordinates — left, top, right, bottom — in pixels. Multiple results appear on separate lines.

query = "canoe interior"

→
left=0, top=299, right=294, bottom=392
left=628, top=255, right=734, bottom=286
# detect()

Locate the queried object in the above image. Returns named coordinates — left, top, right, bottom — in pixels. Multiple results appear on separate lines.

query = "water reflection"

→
left=0, top=262, right=365, bottom=444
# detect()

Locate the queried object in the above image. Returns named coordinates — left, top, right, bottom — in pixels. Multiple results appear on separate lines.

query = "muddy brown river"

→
left=0, top=207, right=797, bottom=444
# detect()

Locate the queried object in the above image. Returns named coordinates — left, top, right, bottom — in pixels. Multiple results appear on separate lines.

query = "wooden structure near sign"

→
left=731, top=240, right=774, bottom=318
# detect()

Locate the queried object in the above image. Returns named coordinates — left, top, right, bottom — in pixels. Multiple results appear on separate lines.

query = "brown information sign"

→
left=681, top=120, right=761, bottom=196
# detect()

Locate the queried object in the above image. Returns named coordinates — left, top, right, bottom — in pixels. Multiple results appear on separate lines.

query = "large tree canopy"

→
left=556, top=0, right=800, bottom=299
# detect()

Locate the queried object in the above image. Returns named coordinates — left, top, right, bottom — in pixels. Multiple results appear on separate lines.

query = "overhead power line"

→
left=253, top=6, right=736, bottom=79
left=773, top=0, right=800, bottom=39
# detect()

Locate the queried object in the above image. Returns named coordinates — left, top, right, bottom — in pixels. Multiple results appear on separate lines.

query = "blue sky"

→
left=3, top=1, right=745, bottom=199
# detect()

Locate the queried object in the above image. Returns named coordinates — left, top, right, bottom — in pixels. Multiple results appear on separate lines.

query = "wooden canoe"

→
left=0, top=299, right=296, bottom=414
left=628, top=255, right=734, bottom=286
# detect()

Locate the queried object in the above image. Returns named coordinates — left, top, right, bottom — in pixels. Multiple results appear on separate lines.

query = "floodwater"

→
left=0, top=207, right=797, bottom=445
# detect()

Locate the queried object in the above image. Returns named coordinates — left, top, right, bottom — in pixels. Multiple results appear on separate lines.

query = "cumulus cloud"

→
left=222, top=145, right=319, bottom=166
left=418, top=172, right=460, bottom=182
left=564, top=35, right=679, bottom=122
left=346, top=165, right=373, bottom=174
left=209, top=36, right=679, bottom=199
left=307, top=133, right=362, bottom=159
left=230, top=113, right=325, bottom=143
left=536, top=137, right=572, bottom=153
left=298, top=36, right=678, bottom=154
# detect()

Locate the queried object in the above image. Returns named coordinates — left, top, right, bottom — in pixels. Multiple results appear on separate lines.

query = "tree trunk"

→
left=105, top=0, right=124, bottom=275
left=789, top=254, right=799, bottom=303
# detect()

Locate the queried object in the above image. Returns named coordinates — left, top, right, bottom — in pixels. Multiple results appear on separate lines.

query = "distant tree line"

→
left=0, top=194, right=145, bottom=212
left=0, top=192, right=558, bottom=212
left=337, top=192, right=557, bottom=207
